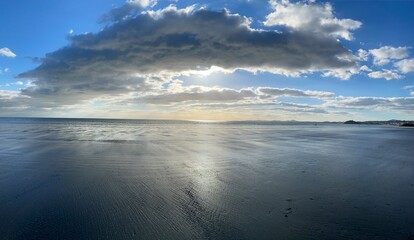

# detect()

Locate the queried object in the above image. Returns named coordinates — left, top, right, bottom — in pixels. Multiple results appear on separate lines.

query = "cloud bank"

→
left=18, top=6, right=356, bottom=106
left=1, top=2, right=412, bottom=120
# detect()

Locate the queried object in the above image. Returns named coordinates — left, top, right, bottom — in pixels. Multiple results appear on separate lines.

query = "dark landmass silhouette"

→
left=344, top=120, right=414, bottom=127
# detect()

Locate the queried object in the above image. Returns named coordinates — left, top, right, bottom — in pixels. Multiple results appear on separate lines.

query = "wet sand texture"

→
left=0, top=118, right=413, bottom=239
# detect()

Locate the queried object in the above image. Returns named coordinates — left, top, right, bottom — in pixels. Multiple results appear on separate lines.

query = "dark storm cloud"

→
left=18, top=7, right=355, bottom=104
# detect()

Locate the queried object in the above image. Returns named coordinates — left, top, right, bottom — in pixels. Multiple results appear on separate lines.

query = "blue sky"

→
left=1, top=0, right=413, bottom=120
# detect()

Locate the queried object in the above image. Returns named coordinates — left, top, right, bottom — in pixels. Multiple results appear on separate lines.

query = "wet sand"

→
left=0, top=118, right=413, bottom=239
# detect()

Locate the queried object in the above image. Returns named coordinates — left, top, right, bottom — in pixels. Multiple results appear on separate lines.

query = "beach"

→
left=0, top=118, right=413, bottom=239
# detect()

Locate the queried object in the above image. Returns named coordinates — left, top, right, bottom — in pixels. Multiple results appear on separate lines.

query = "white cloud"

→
left=145, top=4, right=197, bottom=19
left=135, top=86, right=256, bottom=105
left=0, top=90, right=20, bottom=99
left=369, top=46, right=410, bottom=66
left=121, top=83, right=336, bottom=106
left=127, top=0, right=157, bottom=8
left=0, top=48, right=16, bottom=58
left=264, top=0, right=362, bottom=40
left=403, top=85, right=414, bottom=90
left=368, top=70, right=402, bottom=80
left=0, top=68, right=10, bottom=74
left=258, top=87, right=335, bottom=98
left=322, top=67, right=360, bottom=80
left=357, top=49, right=369, bottom=61
left=324, top=96, right=414, bottom=112
left=100, top=0, right=158, bottom=22
left=359, top=65, right=372, bottom=72
left=394, top=58, right=414, bottom=73
left=188, top=101, right=329, bottom=114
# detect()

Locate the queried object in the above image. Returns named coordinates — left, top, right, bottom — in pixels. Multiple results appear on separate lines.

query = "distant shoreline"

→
left=0, top=117, right=414, bottom=126
left=344, top=120, right=414, bottom=127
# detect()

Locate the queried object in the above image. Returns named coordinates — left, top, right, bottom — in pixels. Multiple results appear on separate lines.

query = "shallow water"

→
left=0, top=118, right=413, bottom=239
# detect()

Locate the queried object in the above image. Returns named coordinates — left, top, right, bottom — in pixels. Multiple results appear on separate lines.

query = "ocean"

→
left=0, top=118, right=413, bottom=239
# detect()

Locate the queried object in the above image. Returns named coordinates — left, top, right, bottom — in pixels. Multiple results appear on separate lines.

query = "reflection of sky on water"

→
left=0, top=118, right=413, bottom=239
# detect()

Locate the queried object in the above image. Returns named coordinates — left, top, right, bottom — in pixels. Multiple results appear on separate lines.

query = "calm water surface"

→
left=0, top=118, right=413, bottom=239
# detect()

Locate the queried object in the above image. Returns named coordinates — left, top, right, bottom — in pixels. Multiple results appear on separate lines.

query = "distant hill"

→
left=344, top=120, right=414, bottom=127
left=344, top=120, right=360, bottom=124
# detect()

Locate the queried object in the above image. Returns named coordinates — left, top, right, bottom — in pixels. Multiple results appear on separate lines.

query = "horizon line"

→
left=0, top=116, right=413, bottom=123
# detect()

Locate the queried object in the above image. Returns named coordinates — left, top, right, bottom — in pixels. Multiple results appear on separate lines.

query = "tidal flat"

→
left=0, top=118, right=413, bottom=239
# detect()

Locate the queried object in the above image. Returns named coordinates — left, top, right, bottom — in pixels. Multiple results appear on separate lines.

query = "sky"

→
left=0, top=0, right=413, bottom=121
